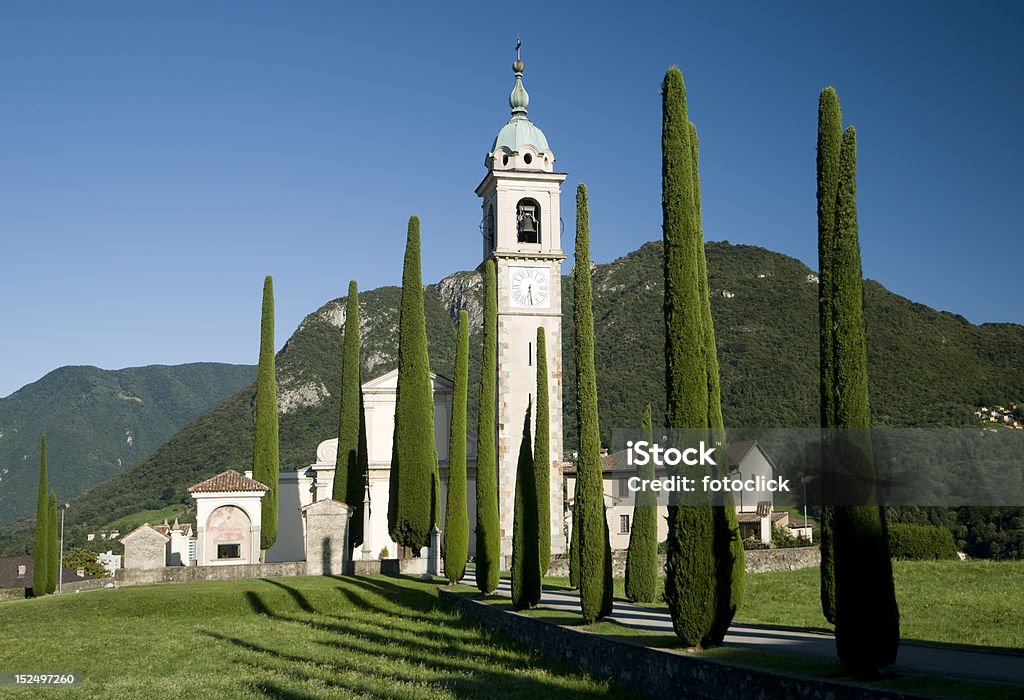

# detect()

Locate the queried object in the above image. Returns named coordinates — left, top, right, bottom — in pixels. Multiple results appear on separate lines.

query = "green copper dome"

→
left=491, top=116, right=550, bottom=154
left=490, top=56, right=550, bottom=154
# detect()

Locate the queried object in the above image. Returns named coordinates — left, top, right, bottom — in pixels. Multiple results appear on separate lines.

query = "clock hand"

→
left=527, top=285, right=533, bottom=305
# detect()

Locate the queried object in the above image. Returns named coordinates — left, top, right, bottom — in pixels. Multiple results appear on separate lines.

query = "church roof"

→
left=187, top=469, right=270, bottom=494
left=490, top=53, right=550, bottom=155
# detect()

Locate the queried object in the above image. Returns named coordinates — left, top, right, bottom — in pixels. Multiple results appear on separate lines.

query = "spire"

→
left=509, top=37, right=529, bottom=118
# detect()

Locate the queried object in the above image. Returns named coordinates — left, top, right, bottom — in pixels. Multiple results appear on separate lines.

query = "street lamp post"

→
left=58, top=503, right=69, bottom=594
left=798, top=474, right=814, bottom=543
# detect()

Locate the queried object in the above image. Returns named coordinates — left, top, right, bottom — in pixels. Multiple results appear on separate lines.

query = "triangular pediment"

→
left=361, top=368, right=454, bottom=393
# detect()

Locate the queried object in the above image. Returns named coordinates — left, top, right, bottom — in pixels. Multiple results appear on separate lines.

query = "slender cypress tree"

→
left=252, top=275, right=279, bottom=552
left=816, top=86, right=843, bottom=625
left=334, top=280, right=365, bottom=548
left=625, top=404, right=658, bottom=603
left=46, top=492, right=58, bottom=594
left=475, top=259, right=500, bottom=593
left=512, top=399, right=541, bottom=609
left=661, top=66, right=717, bottom=647
left=388, top=216, right=438, bottom=551
left=828, top=127, right=900, bottom=674
left=534, top=326, right=551, bottom=574
left=691, top=121, right=744, bottom=645
left=568, top=498, right=580, bottom=589
left=574, top=183, right=613, bottom=623
left=33, top=435, right=48, bottom=596
left=444, top=310, right=470, bottom=584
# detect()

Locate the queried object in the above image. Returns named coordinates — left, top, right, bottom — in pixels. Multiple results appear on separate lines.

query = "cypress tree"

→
left=574, top=183, right=613, bottom=623
left=475, top=259, right=500, bottom=593
left=33, top=435, right=48, bottom=596
left=334, top=280, right=365, bottom=548
left=46, top=491, right=58, bottom=594
left=816, top=86, right=843, bottom=625
left=625, top=404, right=658, bottom=603
left=828, top=127, right=900, bottom=674
left=444, top=310, right=470, bottom=584
left=388, top=216, right=438, bottom=551
left=661, top=66, right=717, bottom=647
left=691, top=121, right=744, bottom=645
left=252, top=275, right=279, bottom=552
left=512, top=399, right=541, bottom=609
left=534, top=326, right=551, bottom=574
left=568, top=499, right=580, bottom=589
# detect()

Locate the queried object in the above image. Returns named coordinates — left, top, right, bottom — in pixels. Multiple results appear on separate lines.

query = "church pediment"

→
left=361, top=368, right=454, bottom=394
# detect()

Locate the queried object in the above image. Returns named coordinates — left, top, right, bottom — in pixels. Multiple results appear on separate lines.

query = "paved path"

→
left=464, top=572, right=1024, bottom=688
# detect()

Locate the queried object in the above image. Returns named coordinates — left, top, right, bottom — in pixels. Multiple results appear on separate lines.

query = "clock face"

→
left=509, top=266, right=550, bottom=309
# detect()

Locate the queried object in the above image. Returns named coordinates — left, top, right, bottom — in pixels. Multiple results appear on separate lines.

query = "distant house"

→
left=563, top=440, right=791, bottom=549
left=0, top=556, right=96, bottom=596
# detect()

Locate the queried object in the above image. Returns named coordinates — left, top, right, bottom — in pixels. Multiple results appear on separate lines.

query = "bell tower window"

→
left=516, top=198, right=540, bottom=244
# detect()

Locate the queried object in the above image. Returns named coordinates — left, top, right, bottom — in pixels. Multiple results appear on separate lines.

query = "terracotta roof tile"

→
left=187, top=469, right=270, bottom=494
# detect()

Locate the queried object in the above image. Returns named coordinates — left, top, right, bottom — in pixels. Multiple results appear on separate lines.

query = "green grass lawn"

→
left=0, top=575, right=629, bottom=699
left=546, top=559, right=1024, bottom=651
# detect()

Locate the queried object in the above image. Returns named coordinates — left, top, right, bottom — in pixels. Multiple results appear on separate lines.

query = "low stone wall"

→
left=350, top=558, right=426, bottom=576
left=62, top=578, right=114, bottom=593
left=441, top=591, right=924, bottom=700
left=743, top=546, right=820, bottom=573
left=115, top=561, right=308, bottom=587
left=0, top=587, right=26, bottom=602
left=547, top=547, right=820, bottom=578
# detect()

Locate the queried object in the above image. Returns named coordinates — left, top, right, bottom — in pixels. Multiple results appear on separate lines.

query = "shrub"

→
left=888, top=524, right=957, bottom=560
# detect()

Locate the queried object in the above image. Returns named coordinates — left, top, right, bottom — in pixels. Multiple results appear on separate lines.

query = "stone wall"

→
left=122, top=527, right=168, bottom=570
left=440, top=590, right=923, bottom=700
left=546, top=547, right=820, bottom=578
left=0, top=587, right=26, bottom=601
left=115, top=561, right=308, bottom=587
left=62, top=578, right=113, bottom=593
left=743, top=546, right=821, bottom=573
left=303, top=500, right=352, bottom=576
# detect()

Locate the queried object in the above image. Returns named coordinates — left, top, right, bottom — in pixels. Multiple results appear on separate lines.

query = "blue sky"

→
left=2, top=2, right=1021, bottom=398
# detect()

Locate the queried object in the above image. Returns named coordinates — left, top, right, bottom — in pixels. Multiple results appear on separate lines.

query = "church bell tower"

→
left=475, top=45, right=566, bottom=560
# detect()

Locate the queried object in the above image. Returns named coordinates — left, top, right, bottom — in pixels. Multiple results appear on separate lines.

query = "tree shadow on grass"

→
left=328, top=575, right=442, bottom=615
left=208, top=592, right=625, bottom=699
left=258, top=578, right=314, bottom=613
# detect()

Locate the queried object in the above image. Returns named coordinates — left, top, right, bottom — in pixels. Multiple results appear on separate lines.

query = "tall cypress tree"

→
left=475, top=259, right=500, bottom=593
left=388, top=216, right=438, bottom=551
left=252, top=275, right=279, bottom=552
left=534, top=326, right=551, bottom=574
left=816, top=86, right=843, bottom=625
left=444, top=310, right=470, bottom=584
left=661, top=66, right=717, bottom=647
left=512, top=399, right=541, bottom=609
left=568, top=499, right=580, bottom=589
left=574, top=183, right=613, bottom=623
left=625, top=404, right=658, bottom=603
left=691, top=121, right=744, bottom=645
left=33, top=435, right=48, bottom=596
left=334, top=280, right=365, bottom=548
left=828, top=127, right=900, bottom=674
left=46, top=492, right=58, bottom=594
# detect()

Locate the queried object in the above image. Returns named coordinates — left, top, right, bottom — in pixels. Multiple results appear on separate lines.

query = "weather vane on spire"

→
left=516, top=36, right=522, bottom=61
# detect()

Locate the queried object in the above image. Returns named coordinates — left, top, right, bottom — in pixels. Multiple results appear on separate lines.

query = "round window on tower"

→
left=524, top=153, right=533, bottom=165
left=502, top=154, right=509, bottom=166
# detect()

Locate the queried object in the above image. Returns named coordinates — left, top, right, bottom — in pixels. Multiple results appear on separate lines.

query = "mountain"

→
left=0, top=363, right=255, bottom=526
left=0, top=241, right=1021, bottom=556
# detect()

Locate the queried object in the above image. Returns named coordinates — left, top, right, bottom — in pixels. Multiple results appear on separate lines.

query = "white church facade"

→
left=265, top=369, right=473, bottom=564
